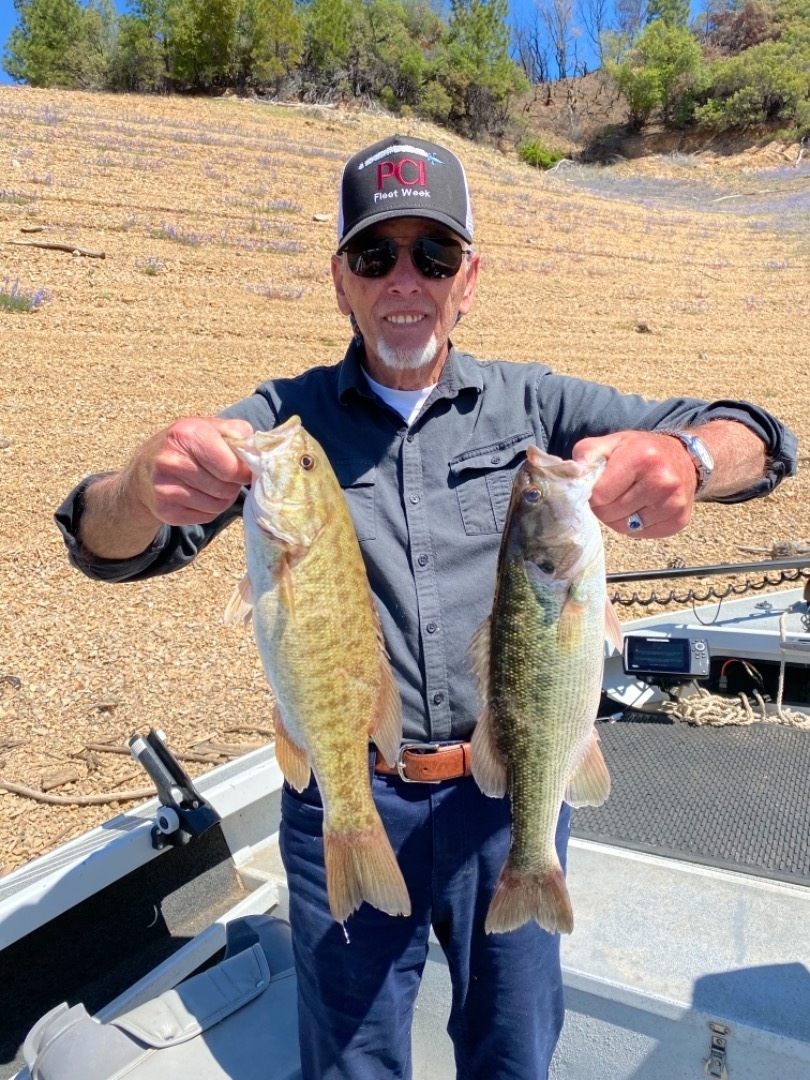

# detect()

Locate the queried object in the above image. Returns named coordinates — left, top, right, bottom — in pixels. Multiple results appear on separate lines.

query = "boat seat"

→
left=21, top=914, right=302, bottom=1080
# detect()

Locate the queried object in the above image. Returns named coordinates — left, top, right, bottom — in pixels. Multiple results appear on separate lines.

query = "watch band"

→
left=658, top=429, right=714, bottom=496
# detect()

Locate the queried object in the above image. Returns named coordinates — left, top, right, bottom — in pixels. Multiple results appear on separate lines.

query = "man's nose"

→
left=386, top=247, right=422, bottom=292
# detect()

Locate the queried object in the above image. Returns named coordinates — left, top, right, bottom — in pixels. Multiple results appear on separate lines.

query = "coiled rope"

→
left=659, top=612, right=810, bottom=729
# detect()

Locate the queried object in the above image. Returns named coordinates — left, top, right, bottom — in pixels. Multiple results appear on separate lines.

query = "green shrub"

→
left=518, top=139, right=565, bottom=170
left=605, top=21, right=704, bottom=130
left=419, top=80, right=453, bottom=124
left=697, top=38, right=810, bottom=131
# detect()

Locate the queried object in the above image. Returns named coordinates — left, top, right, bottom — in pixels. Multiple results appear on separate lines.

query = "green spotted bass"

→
left=470, top=446, right=622, bottom=935
left=224, top=415, right=410, bottom=923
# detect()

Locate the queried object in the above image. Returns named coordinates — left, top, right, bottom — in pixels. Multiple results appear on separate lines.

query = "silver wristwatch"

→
left=658, top=430, right=714, bottom=496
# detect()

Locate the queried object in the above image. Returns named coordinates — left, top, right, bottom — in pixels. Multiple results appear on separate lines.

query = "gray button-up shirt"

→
left=55, top=344, right=797, bottom=741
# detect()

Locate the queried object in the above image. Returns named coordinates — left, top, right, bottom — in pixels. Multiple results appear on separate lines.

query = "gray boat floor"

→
left=573, top=711, right=810, bottom=886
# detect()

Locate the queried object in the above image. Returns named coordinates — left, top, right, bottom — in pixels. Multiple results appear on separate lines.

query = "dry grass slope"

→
left=1, top=88, right=808, bottom=872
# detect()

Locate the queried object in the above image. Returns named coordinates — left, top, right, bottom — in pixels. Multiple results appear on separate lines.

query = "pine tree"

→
left=646, top=0, right=690, bottom=29
left=443, top=0, right=528, bottom=135
left=236, top=0, right=304, bottom=90
left=4, top=0, right=102, bottom=86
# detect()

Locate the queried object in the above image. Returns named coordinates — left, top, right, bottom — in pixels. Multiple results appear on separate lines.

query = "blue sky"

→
left=0, top=2, right=704, bottom=88
left=0, top=1, right=601, bottom=87
left=1, top=7, right=18, bottom=85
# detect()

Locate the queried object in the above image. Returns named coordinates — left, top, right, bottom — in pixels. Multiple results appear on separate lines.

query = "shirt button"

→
left=426, top=622, right=438, bottom=634
left=433, top=692, right=445, bottom=705
left=409, top=493, right=420, bottom=504
left=406, top=433, right=414, bottom=443
left=490, top=455, right=501, bottom=465
left=417, top=554, right=428, bottom=567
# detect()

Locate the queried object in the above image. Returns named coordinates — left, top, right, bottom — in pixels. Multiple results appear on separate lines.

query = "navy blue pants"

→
left=279, top=757, right=571, bottom=1080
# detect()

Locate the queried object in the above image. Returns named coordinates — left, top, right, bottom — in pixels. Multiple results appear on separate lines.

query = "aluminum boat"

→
left=2, top=559, right=809, bottom=1080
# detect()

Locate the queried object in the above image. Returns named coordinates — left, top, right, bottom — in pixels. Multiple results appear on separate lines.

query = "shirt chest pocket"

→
left=331, top=458, right=376, bottom=542
left=449, top=433, right=536, bottom=536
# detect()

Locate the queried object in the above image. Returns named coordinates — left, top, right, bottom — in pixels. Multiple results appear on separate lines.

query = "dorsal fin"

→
left=369, top=624, right=403, bottom=768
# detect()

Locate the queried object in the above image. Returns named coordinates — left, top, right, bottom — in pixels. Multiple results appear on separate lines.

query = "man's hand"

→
left=127, top=417, right=254, bottom=527
left=78, top=417, right=254, bottom=560
left=573, top=421, right=766, bottom=539
left=574, top=430, right=697, bottom=538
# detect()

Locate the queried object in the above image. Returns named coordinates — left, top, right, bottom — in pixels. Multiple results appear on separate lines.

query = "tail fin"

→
left=485, top=862, right=573, bottom=936
left=324, top=818, right=411, bottom=923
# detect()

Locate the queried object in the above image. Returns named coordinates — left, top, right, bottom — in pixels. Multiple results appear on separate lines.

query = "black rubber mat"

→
left=572, top=712, right=810, bottom=886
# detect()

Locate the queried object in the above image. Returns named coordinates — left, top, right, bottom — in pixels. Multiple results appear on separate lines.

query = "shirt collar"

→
left=337, top=340, right=483, bottom=406
left=337, top=339, right=375, bottom=403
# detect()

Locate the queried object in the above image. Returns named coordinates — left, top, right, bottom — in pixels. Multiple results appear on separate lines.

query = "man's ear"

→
left=331, top=254, right=352, bottom=316
left=458, top=250, right=481, bottom=317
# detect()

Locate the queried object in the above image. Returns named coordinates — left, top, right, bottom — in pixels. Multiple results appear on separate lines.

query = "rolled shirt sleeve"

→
left=533, top=370, right=796, bottom=503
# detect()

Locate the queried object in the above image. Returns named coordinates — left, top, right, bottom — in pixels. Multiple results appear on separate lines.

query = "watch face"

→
left=690, top=436, right=714, bottom=469
left=661, top=430, right=713, bottom=493
left=691, top=436, right=717, bottom=470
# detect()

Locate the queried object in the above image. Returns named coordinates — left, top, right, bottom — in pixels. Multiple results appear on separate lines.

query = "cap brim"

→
left=338, top=208, right=473, bottom=251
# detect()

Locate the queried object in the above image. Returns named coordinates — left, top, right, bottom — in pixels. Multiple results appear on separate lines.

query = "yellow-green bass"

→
left=225, top=416, right=410, bottom=924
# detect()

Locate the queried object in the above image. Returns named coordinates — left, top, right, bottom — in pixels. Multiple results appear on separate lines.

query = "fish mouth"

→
left=525, top=445, right=605, bottom=483
left=224, top=417, right=304, bottom=483
left=515, top=446, right=606, bottom=577
left=223, top=414, right=302, bottom=458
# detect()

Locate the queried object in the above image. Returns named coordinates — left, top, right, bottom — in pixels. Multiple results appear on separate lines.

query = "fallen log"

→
left=0, top=779, right=154, bottom=806
left=9, top=239, right=105, bottom=258
left=84, top=741, right=224, bottom=764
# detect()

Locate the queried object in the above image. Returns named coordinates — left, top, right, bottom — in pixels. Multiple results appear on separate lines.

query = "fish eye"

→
left=523, top=487, right=541, bottom=503
left=539, top=560, right=555, bottom=574
left=299, top=454, right=316, bottom=471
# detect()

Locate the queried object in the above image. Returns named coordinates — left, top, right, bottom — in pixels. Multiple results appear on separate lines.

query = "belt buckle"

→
left=395, top=741, right=443, bottom=784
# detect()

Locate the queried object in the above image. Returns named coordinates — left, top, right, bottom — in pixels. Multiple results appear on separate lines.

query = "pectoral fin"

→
left=369, top=624, right=403, bottom=768
left=274, top=556, right=296, bottom=617
left=565, top=729, right=611, bottom=808
left=557, top=591, right=586, bottom=654
left=469, top=616, right=508, bottom=797
left=604, top=600, right=623, bottom=654
left=224, top=574, right=254, bottom=627
left=273, top=703, right=311, bottom=791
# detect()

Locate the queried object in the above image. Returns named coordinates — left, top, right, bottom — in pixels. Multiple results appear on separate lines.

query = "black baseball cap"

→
left=337, top=134, right=474, bottom=251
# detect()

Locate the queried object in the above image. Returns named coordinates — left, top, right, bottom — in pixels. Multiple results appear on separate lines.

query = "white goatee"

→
left=375, top=334, right=440, bottom=372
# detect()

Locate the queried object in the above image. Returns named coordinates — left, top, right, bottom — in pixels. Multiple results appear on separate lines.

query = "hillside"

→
left=1, top=87, right=808, bottom=871
left=518, top=70, right=809, bottom=164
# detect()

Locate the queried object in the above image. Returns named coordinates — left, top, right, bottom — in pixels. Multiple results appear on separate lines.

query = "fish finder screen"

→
left=624, top=637, right=691, bottom=675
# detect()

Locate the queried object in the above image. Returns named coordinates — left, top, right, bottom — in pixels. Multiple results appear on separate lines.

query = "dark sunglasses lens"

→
left=411, top=237, right=464, bottom=278
left=346, top=239, right=397, bottom=278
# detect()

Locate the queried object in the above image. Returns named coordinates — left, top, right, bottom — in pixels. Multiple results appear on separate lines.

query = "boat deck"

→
left=573, top=714, right=810, bottom=885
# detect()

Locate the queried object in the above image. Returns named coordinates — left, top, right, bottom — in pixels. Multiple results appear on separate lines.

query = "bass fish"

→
left=470, top=446, right=622, bottom=935
left=224, top=415, right=410, bottom=923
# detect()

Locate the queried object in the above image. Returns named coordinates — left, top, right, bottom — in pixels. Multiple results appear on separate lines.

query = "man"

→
left=56, top=134, right=796, bottom=1079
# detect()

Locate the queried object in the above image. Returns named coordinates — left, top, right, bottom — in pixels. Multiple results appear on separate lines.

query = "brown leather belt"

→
left=374, top=742, right=473, bottom=783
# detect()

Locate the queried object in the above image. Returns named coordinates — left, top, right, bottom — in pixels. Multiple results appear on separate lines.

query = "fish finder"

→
left=623, top=635, right=710, bottom=680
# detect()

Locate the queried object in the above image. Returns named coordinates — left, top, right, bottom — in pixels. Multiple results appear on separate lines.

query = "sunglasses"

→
left=344, top=235, right=470, bottom=280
